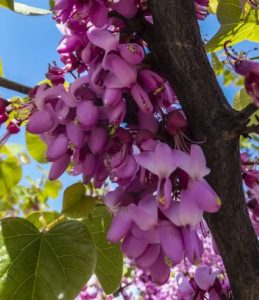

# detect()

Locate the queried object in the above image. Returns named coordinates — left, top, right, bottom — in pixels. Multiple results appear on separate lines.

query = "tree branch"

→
left=0, top=76, right=32, bottom=95
left=148, top=1, right=259, bottom=299
left=239, top=103, right=258, bottom=122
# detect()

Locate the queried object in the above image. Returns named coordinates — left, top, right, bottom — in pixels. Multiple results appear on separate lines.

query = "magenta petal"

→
left=128, top=195, right=158, bottom=230
left=83, top=153, right=97, bottom=177
left=27, top=110, right=54, bottom=134
left=111, top=0, right=138, bottom=18
left=131, top=83, right=153, bottom=113
left=158, top=221, right=184, bottom=265
left=66, top=122, right=85, bottom=148
left=182, top=226, right=204, bottom=264
left=88, top=127, right=108, bottom=154
left=69, top=76, right=90, bottom=97
left=103, top=53, right=137, bottom=88
left=131, top=224, right=160, bottom=243
left=103, top=88, right=122, bottom=107
left=106, top=99, right=126, bottom=124
left=46, top=134, right=68, bottom=161
left=118, top=43, right=144, bottom=65
left=89, top=1, right=108, bottom=28
left=190, top=145, right=210, bottom=179
left=121, top=234, right=148, bottom=258
left=113, top=155, right=138, bottom=179
left=87, top=28, right=118, bottom=51
left=104, top=73, right=128, bottom=89
left=49, top=153, right=70, bottom=180
left=135, top=244, right=160, bottom=269
left=104, top=188, right=124, bottom=208
left=163, top=190, right=203, bottom=226
left=135, top=143, right=177, bottom=178
left=57, top=35, right=81, bottom=54
left=149, top=251, right=171, bottom=285
left=194, top=265, right=217, bottom=291
left=77, top=100, right=99, bottom=130
left=176, top=273, right=195, bottom=297
left=189, top=179, right=221, bottom=213
left=107, top=208, right=132, bottom=243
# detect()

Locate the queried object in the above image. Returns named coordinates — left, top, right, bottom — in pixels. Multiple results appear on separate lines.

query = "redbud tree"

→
left=0, top=0, right=258, bottom=300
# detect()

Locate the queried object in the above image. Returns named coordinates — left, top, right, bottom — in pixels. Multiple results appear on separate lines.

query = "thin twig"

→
left=0, top=76, right=32, bottom=95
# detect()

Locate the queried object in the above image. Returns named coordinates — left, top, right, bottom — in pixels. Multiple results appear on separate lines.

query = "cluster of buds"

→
left=0, top=97, right=21, bottom=145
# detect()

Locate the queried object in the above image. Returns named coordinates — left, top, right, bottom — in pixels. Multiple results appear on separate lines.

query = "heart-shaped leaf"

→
left=62, top=183, right=95, bottom=218
left=206, top=0, right=259, bottom=52
left=0, top=217, right=97, bottom=300
left=84, top=206, right=123, bottom=295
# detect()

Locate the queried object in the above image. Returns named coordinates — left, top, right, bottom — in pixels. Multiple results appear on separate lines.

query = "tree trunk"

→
left=149, top=0, right=259, bottom=299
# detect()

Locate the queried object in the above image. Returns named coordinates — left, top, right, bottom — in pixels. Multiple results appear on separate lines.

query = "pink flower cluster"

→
left=25, top=0, right=220, bottom=287
left=225, top=41, right=259, bottom=107
left=76, top=234, right=231, bottom=300
left=241, top=153, right=259, bottom=235
left=0, top=97, right=20, bottom=144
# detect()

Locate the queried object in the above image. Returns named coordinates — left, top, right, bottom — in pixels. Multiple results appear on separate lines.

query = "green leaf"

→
left=248, top=110, right=259, bottom=126
left=211, top=52, right=224, bottom=76
left=26, top=211, right=63, bottom=230
left=206, top=0, right=259, bottom=52
left=0, top=58, right=3, bottom=77
left=233, top=88, right=252, bottom=110
left=25, top=131, right=47, bottom=163
left=0, top=0, right=14, bottom=10
left=49, top=0, right=55, bottom=10
left=62, top=183, right=95, bottom=218
left=84, top=206, right=123, bottom=295
left=0, top=217, right=96, bottom=300
left=208, top=0, right=218, bottom=14
left=13, top=2, right=51, bottom=16
left=44, top=180, right=63, bottom=199
left=0, top=156, right=22, bottom=197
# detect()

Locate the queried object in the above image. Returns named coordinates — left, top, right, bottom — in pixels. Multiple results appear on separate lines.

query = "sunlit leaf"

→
left=44, top=180, right=63, bottom=199
left=208, top=0, right=219, bottom=14
left=83, top=206, right=123, bottom=295
left=26, top=211, right=63, bottom=230
left=62, top=183, right=95, bottom=218
left=0, top=156, right=22, bottom=197
left=233, top=88, right=252, bottom=111
left=206, top=0, right=259, bottom=52
left=25, top=131, right=47, bottom=163
left=0, top=0, right=14, bottom=10
left=14, top=2, right=51, bottom=16
left=0, top=58, right=3, bottom=76
left=0, top=217, right=96, bottom=300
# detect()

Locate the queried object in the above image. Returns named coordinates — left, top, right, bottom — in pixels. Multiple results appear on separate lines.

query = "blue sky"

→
left=0, top=2, right=245, bottom=211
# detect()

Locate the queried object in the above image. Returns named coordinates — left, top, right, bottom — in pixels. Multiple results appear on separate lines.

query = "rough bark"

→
left=148, top=1, right=259, bottom=299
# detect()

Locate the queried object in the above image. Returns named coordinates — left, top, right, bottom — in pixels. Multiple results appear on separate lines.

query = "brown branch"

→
left=242, top=125, right=259, bottom=136
left=0, top=76, right=32, bottom=95
left=239, top=103, right=258, bottom=123
left=148, top=1, right=259, bottom=299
